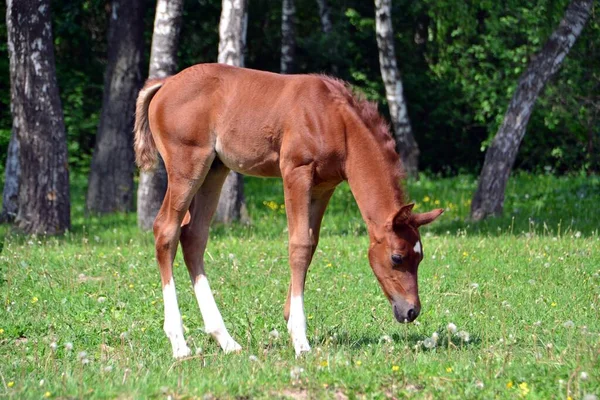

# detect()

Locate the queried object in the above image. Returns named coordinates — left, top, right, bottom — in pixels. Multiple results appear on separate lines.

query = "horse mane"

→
left=317, top=75, right=406, bottom=185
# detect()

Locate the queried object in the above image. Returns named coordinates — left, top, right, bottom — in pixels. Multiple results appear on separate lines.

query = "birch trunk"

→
left=86, top=0, right=145, bottom=214
left=281, top=0, right=296, bottom=74
left=316, top=0, right=332, bottom=34
left=470, top=0, right=593, bottom=221
left=0, top=131, right=19, bottom=223
left=6, top=0, right=70, bottom=234
left=215, top=0, right=249, bottom=224
left=374, top=0, right=419, bottom=178
left=137, top=0, right=184, bottom=231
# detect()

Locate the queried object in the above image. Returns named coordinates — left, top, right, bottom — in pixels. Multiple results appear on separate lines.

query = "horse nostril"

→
left=407, top=308, right=417, bottom=322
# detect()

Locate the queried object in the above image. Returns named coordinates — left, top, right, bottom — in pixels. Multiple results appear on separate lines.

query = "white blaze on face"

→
left=413, top=240, right=422, bottom=255
left=162, top=278, right=191, bottom=359
left=193, top=275, right=241, bottom=353
left=287, top=295, right=311, bottom=356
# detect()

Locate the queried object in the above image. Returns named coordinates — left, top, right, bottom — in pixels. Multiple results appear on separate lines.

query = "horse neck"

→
left=344, top=125, right=405, bottom=233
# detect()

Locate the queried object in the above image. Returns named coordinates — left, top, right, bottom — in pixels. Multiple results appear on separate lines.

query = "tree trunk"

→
left=6, top=0, right=70, bottom=235
left=374, top=0, right=419, bottom=178
left=470, top=0, right=593, bottom=221
left=0, top=131, right=19, bottom=223
left=86, top=0, right=145, bottom=214
left=215, top=0, right=249, bottom=224
left=281, top=0, right=296, bottom=74
left=316, top=0, right=332, bottom=34
left=137, top=0, right=184, bottom=231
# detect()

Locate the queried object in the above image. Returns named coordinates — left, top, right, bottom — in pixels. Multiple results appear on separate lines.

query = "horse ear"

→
left=392, top=203, right=415, bottom=227
left=411, top=208, right=444, bottom=227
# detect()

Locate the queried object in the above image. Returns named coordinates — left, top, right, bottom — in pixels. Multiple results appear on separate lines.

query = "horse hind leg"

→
left=180, top=162, right=242, bottom=353
left=154, top=147, right=216, bottom=359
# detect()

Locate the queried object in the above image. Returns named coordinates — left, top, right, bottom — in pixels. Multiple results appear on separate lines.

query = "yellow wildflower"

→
left=31, top=296, right=39, bottom=304
left=434, top=199, right=441, bottom=205
left=518, top=382, right=529, bottom=397
left=320, top=360, right=328, bottom=367
left=392, top=365, right=400, bottom=372
left=0, top=328, right=4, bottom=334
left=423, top=196, right=430, bottom=203
left=551, top=302, right=557, bottom=307
left=7, top=381, right=14, bottom=388
left=446, top=367, right=453, bottom=373
left=506, top=381, right=513, bottom=389
left=356, top=360, right=362, bottom=366
left=129, top=284, right=134, bottom=288
left=44, top=392, right=51, bottom=398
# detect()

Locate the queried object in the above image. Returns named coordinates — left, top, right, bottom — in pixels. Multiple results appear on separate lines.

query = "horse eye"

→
left=391, top=254, right=403, bottom=265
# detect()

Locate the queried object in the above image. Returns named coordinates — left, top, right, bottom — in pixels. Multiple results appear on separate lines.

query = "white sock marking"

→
left=162, top=278, right=191, bottom=359
left=193, top=275, right=241, bottom=353
left=287, top=295, right=311, bottom=356
left=413, top=240, right=422, bottom=255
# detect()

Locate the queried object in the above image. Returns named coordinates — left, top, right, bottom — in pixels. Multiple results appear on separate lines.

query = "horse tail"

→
left=134, top=78, right=165, bottom=171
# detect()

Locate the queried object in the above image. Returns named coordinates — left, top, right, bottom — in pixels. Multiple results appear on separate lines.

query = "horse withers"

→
left=134, top=63, right=443, bottom=358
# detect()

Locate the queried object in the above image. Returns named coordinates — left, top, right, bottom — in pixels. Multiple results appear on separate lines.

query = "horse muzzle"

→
left=392, top=297, right=421, bottom=323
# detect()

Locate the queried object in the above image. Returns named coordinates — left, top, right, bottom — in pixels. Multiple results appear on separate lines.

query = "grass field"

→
left=0, top=173, right=599, bottom=399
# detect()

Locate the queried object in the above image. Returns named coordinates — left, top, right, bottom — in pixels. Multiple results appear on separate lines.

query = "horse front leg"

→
left=282, top=166, right=334, bottom=356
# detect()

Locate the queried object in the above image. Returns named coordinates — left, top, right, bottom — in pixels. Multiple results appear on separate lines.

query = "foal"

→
left=134, top=64, right=443, bottom=357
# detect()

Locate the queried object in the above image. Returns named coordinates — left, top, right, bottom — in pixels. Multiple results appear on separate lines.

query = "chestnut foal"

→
left=134, top=64, right=443, bottom=358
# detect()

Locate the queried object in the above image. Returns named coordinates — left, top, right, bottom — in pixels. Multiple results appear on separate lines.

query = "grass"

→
left=0, top=172, right=599, bottom=399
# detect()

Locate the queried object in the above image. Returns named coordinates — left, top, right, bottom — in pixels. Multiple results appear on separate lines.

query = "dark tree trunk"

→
left=470, top=0, right=593, bottom=221
left=374, top=0, right=419, bottom=178
left=281, top=0, right=296, bottom=74
left=87, top=0, right=145, bottom=214
left=0, top=131, right=19, bottom=223
left=215, top=0, right=249, bottom=224
left=6, top=0, right=70, bottom=235
left=137, top=0, right=184, bottom=231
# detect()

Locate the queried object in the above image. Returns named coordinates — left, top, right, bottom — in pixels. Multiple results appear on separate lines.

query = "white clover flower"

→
left=501, top=301, right=511, bottom=308
left=447, top=323, right=457, bottom=334
left=431, top=332, right=439, bottom=342
left=533, top=321, right=542, bottom=327
left=81, top=358, right=90, bottom=365
left=563, top=320, right=575, bottom=329
left=195, top=347, right=203, bottom=355
left=65, top=342, right=73, bottom=351
left=97, top=297, right=107, bottom=303
left=103, top=366, right=113, bottom=372
left=78, top=351, right=87, bottom=360
left=422, top=338, right=436, bottom=349
left=546, top=343, right=553, bottom=350
left=575, top=231, right=582, bottom=238
left=39, top=379, right=45, bottom=387
left=475, top=381, right=484, bottom=389
left=50, top=342, right=57, bottom=351
left=470, top=283, right=479, bottom=289
left=290, top=366, right=304, bottom=380
left=580, top=371, right=589, bottom=381
left=249, top=355, right=258, bottom=362
left=380, top=335, right=392, bottom=344
left=269, top=329, right=280, bottom=340
left=582, top=394, right=598, bottom=400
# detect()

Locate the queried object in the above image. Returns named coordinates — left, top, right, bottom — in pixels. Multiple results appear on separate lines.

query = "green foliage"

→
left=1, top=174, right=599, bottom=398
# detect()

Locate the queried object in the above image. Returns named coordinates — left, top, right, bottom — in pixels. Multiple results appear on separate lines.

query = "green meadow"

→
left=0, top=173, right=599, bottom=399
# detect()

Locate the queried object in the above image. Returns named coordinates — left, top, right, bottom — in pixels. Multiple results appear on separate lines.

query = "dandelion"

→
left=462, top=251, right=469, bottom=257
left=249, top=355, right=258, bottom=362
left=44, top=392, right=51, bottom=398
left=423, top=337, right=436, bottom=349
left=423, top=196, right=430, bottom=203
left=392, top=365, right=400, bottom=372
left=447, top=323, right=457, bottom=334
left=7, top=381, right=14, bottom=388
left=50, top=342, right=57, bottom=351
left=290, top=366, right=304, bottom=380
left=563, top=320, right=575, bottom=328
left=580, top=371, right=589, bottom=381
left=551, top=302, right=557, bottom=307
left=356, top=360, right=362, bottom=366
left=446, top=367, right=452, bottom=373
left=506, top=381, right=514, bottom=389
left=269, top=329, right=280, bottom=340
left=519, top=382, right=529, bottom=397
left=31, top=296, right=39, bottom=304
left=65, top=342, right=73, bottom=351
left=431, top=332, right=439, bottom=342
left=457, top=331, right=470, bottom=342
left=320, top=360, right=328, bottom=367
left=0, top=328, right=4, bottom=334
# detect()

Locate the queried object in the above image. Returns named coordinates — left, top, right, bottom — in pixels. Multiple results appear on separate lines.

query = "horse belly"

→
left=215, top=134, right=281, bottom=178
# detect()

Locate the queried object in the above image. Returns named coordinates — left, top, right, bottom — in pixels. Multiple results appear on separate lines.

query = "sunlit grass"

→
left=0, top=173, right=599, bottom=399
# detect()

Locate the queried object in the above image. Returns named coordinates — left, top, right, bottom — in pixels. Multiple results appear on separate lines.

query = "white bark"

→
left=374, top=0, right=419, bottom=178
left=215, top=0, right=249, bottom=224
left=281, top=0, right=296, bottom=74
left=471, top=0, right=593, bottom=221
left=316, top=0, right=332, bottom=34
left=137, top=0, right=184, bottom=231
left=1, top=131, right=19, bottom=222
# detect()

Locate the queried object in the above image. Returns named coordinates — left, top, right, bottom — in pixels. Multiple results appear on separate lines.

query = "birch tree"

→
left=281, top=0, right=296, bottom=74
left=316, top=0, right=332, bottom=34
left=470, top=0, right=593, bottom=221
left=137, top=0, right=185, bottom=231
left=0, top=133, right=19, bottom=223
left=215, top=0, right=249, bottom=224
left=86, top=0, right=145, bottom=214
left=6, top=0, right=70, bottom=234
left=374, top=0, right=419, bottom=177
